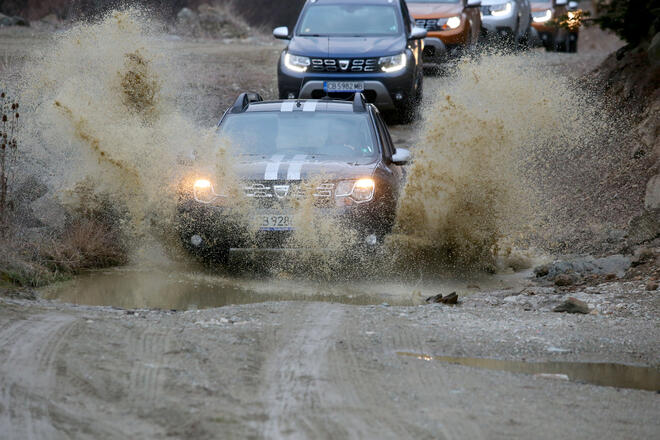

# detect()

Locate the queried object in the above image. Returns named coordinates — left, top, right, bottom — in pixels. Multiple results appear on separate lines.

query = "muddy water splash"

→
left=21, top=9, right=235, bottom=250
left=389, top=53, right=623, bottom=273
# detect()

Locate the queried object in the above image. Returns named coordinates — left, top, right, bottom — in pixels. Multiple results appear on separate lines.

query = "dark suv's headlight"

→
left=378, top=52, right=407, bottom=73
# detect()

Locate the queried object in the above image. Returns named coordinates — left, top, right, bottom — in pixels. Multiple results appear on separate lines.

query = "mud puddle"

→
left=398, top=352, right=660, bottom=392
left=40, top=265, right=535, bottom=311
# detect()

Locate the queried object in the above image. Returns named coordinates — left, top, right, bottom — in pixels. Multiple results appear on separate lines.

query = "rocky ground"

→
left=0, top=10, right=659, bottom=440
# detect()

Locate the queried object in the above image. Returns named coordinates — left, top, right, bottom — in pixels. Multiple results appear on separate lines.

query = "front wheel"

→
left=392, top=78, right=423, bottom=125
left=567, top=34, right=578, bottom=53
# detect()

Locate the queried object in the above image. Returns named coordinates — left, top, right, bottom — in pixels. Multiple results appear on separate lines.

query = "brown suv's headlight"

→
left=335, top=178, right=375, bottom=205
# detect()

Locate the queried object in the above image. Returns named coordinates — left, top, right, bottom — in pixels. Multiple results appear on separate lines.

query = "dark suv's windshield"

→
left=219, top=112, right=379, bottom=164
left=298, top=4, right=401, bottom=36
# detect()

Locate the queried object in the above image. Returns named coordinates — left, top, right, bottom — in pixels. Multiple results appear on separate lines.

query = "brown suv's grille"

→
left=415, top=18, right=447, bottom=31
left=310, top=58, right=379, bottom=73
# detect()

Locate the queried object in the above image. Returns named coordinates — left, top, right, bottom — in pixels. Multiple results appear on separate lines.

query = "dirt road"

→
left=1, top=284, right=659, bottom=439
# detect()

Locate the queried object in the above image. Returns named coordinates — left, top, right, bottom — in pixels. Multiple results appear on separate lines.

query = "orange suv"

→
left=407, top=0, right=483, bottom=62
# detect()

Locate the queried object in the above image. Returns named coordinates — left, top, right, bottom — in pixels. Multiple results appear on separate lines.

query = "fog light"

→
left=365, top=234, right=378, bottom=246
left=190, top=235, right=202, bottom=247
left=395, top=92, right=404, bottom=101
left=287, top=93, right=296, bottom=99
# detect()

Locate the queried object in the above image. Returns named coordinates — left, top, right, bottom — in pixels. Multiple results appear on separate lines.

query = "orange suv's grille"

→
left=310, top=58, right=379, bottom=73
left=415, top=18, right=448, bottom=31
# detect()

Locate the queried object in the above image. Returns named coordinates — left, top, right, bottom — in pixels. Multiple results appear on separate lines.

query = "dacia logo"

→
left=339, top=60, right=349, bottom=71
left=273, top=185, right=290, bottom=199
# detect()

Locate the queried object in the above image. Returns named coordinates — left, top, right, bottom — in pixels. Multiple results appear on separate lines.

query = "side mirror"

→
left=466, top=0, right=482, bottom=7
left=391, top=148, right=412, bottom=165
left=567, top=1, right=578, bottom=10
left=409, top=27, right=427, bottom=40
left=273, top=26, right=290, bottom=40
left=555, top=0, right=568, bottom=5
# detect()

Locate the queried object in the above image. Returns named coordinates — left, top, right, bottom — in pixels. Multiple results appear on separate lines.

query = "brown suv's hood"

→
left=235, top=156, right=378, bottom=182
left=407, top=2, right=463, bottom=17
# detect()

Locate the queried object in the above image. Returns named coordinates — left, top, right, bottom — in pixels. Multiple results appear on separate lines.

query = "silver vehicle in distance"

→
left=479, top=0, right=532, bottom=43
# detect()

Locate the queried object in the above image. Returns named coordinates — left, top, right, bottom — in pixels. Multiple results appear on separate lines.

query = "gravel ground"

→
left=0, top=278, right=658, bottom=439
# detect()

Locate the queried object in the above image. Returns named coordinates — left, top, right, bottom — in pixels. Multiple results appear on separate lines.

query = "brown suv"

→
left=407, top=0, right=483, bottom=61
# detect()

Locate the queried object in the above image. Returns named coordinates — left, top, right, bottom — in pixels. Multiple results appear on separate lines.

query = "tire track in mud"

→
left=260, top=303, right=345, bottom=439
left=326, top=313, right=484, bottom=439
left=0, top=313, right=77, bottom=440
left=127, top=325, right=176, bottom=410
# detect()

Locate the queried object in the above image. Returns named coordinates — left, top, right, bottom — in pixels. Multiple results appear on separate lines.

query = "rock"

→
left=646, top=281, right=659, bottom=291
left=425, top=292, right=458, bottom=305
left=536, top=255, right=631, bottom=281
left=554, top=274, right=575, bottom=286
left=533, top=264, right=550, bottom=277
left=645, top=174, right=660, bottom=210
left=604, top=273, right=617, bottom=281
left=176, top=8, right=200, bottom=35
left=631, top=247, right=655, bottom=266
left=649, top=32, right=660, bottom=67
left=0, top=14, right=29, bottom=27
left=627, top=209, right=660, bottom=245
left=553, top=297, right=590, bottom=314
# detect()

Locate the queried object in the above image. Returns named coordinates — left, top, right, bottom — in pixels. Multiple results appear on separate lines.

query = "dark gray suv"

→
left=273, top=0, right=427, bottom=123
left=176, top=93, right=412, bottom=266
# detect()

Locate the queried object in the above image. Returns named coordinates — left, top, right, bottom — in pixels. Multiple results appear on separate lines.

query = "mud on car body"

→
left=531, top=0, right=579, bottom=52
left=176, top=93, right=412, bottom=266
left=273, top=0, right=427, bottom=123
left=407, top=0, right=483, bottom=62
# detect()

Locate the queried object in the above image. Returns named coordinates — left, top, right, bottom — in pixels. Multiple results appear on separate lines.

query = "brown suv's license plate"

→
left=324, top=81, right=365, bottom=93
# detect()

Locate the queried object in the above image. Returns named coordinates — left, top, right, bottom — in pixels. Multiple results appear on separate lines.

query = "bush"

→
left=595, top=0, right=660, bottom=46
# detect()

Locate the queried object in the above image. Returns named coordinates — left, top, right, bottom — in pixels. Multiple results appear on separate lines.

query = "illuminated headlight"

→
left=193, top=179, right=224, bottom=204
left=283, top=53, right=310, bottom=72
left=379, top=52, right=407, bottom=73
left=532, top=9, right=553, bottom=23
left=446, top=16, right=461, bottom=29
left=491, top=2, right=513, bottom=16
left=335, top=178, right=375, bottom=204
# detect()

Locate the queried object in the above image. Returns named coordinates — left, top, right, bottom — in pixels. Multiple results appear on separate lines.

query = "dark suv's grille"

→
left=243, top=181, right=335, bottom=208
left=415, top=18, right=447, bottom=31
left=310, top=58, right=379, bottom=73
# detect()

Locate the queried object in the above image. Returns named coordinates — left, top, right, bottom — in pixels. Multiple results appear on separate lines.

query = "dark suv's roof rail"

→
left=352, top=93, right=367, bottom=113
left=231, top=92, right=264, bottom=113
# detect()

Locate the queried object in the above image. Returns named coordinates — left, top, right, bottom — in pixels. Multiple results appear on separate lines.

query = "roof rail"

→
left=352, top=93, right=367, bottom=113
left=230, top=92, right=264, bottom=113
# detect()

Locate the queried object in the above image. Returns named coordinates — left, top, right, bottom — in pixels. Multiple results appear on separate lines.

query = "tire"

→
left=392, top=78, right=422, bottom=125
left=567, top=34, right=578, bottom=53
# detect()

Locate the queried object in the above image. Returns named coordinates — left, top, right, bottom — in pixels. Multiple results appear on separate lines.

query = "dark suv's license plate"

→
left=324, top=81, right=365, bottom=93
left=258, top=214, right=294, bottom=231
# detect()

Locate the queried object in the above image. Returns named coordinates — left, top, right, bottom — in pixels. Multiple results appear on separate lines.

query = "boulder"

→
left=534, top=255, right=632, bottom=281
left=645, top=174, right=660, bottom=210
left=0, top=14, right=29, bottom=27
left=649, top=32, right=660, bottom=67
left=176, top=8, right=200, bottom=35
left=553, top=297, right=590, bottom=314
left=627, top=209, right=660, bottom=245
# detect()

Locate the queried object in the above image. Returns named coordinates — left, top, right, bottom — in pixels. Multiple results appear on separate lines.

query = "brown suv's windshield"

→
left=298, top=4, right=401, bottom=36
left=220, top=112, right=379, bottom=163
